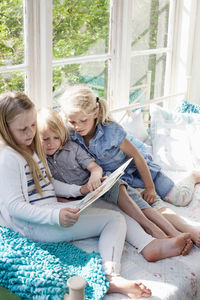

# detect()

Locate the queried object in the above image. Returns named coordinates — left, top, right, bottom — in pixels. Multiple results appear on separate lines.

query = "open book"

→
left=75, top=158, right=132, bottom=213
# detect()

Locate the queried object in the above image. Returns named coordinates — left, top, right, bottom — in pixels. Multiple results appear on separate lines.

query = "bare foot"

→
left=188, top=170, right=200, bottom=185
left=107, top=275, right=152, bottom=298
left=190, top=229, right=200, bottom=247
left=181, top=238, right=193, bottom=255
left=142, top=233, right=192, bottom=262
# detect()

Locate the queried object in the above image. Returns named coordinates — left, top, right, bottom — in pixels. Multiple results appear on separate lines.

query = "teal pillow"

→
left=0, top=226, right=109, bottom=300
left=178, top=99, right=200, bottom=113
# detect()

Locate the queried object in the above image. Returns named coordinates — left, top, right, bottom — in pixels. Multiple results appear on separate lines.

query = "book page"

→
left=75, top=158, right=132, bottom=213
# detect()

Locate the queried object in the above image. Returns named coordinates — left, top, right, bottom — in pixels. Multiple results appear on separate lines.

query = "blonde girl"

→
left=37, top=108, right=103, bottom=196
left=0, top=90, right=154, bottom=299
left=36, top=107, right=194, bottom=261
left=60, top=84, right=200, bottom=247
left=38, top=107, right=195, bottom=257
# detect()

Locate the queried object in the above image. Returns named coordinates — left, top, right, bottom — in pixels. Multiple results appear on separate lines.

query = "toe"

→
left=181, top=239, right=193, bottom=255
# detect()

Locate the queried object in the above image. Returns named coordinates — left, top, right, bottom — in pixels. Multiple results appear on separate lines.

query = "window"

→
left=0, top=0, right=196, bottom=109
left=52, top=0, right=110, bottom=107
left=0, top=0, right=25, bottom=92
left=130, top=0, right=170, bottom=100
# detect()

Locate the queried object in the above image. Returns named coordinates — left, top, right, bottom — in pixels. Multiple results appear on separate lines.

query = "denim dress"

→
left=71, top=122, right=174, bottom=198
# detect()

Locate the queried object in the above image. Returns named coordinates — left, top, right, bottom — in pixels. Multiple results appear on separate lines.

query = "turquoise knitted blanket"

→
left=0, top=226, right=109, bottom=300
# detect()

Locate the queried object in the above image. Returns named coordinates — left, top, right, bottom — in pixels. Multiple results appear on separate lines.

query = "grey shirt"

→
left=47, top=139, right=94, bottom=185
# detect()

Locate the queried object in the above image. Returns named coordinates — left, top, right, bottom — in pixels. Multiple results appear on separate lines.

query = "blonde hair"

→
left=37, top=108, right=68, bottom=146
left=60, top=84, right=114, bottom=125
left=0, top=91, right=52, bottom=195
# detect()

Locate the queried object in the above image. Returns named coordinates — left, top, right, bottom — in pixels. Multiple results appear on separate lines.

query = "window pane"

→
left=53, top=61, right=108, bottom=106
left=132, top=0, right=169, bottom=51
left=0, top=0, right=24, bottom=66
left=0, top=71, right=25, bottom=93
left=53, top=0, right=110, bottom=59
left=130, top=53, right=166, bottom=101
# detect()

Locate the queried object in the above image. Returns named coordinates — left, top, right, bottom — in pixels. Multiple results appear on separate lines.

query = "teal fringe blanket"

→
left=0, top=226, right=109, bottom=300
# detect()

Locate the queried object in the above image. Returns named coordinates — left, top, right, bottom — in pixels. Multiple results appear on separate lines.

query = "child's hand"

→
left=80, top=177, right=107, bottom=195
left=141, top=188, right=157, bottom=205
left=86, top=161, right=103, bottom=192
left=80, top=183, right=90, bottom=195
left=87, top=176, right=102, bottom=192
left=59, top=207, right=80, bottom=227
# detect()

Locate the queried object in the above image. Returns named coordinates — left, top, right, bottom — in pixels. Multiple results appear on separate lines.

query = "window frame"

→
left=0, top=0, right=197, bottom=108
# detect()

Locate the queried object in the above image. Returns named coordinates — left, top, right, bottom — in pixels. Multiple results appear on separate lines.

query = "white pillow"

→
left=150, top=104, right=200, bottom=171
left=121, top=109, right=149, bottom=142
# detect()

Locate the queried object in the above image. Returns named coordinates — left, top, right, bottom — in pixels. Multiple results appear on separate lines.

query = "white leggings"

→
left=12, top=207, right=154, bottom=276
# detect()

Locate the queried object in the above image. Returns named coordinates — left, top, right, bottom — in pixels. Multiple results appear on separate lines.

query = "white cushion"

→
left=150, top=104, right=200, bottom=171
left=121, top=109, right=149, bottom=142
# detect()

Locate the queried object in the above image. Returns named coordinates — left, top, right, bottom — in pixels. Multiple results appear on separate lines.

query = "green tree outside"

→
left=0, top=0, right=24, bottom=92
left=0, top=0, right=169, bottom=101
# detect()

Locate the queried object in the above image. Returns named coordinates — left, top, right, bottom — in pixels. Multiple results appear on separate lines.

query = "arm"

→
left=0, top=159, right=60, bottom=225
left=75, top=141, right=103, bottom=192
left=120, top=138, right=156, bottom=204
left=0, top=150, right=79, bottom=227
left=53, top=179, right=82, bottom=198
left=86, top=161, right=103, bottom=192
left=53, top=178, right=94, bottom=197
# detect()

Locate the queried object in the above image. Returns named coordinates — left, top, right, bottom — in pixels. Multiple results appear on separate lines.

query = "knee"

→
left=158, top=206, right=169, bottom=214
left=111, top=211, right=127, bottom=231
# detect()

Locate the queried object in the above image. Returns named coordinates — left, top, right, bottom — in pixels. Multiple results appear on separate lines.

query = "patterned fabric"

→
left=164, top=180, right=194, bottom=207
left=0, top=226, right=109, bottom=300
left=178, top=99, right=200, bottom=113
left=26, top=153, right=56, bottom=205
left=75, top=180, right=200, bottom=300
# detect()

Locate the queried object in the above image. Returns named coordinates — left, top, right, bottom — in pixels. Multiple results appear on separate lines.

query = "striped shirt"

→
left=25, top=153, right=57, bottom=206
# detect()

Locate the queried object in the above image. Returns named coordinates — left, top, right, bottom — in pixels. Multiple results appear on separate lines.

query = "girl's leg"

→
left=118, top=184, right=193, bottom=253
left=159, top=172, right=200, bottom=246
left=158, top=206, right=200, bottom=247
left=142, top=207, right=181, bottom=237
left=132, top=187, right=193, bottom=250
left=27, top=207, right=126, bottom=275
left=164, top=171, right=200, bottom=206
left=117, top=184, right=193, bottom=253
left=117, top=185, right=168, bottom=238
left=122, top=212, right=192, bottom=260
left=24, top=207, right=152, bottom=298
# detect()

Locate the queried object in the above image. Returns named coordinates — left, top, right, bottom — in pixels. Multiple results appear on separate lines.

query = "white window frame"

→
left=0, top=0, right=198, bottom=108
left=167, top=0, right=197, bottom=107
left=107, top=0, right=132, bottom=110
left=25, top=0, right=52, bottom=109
left=129, top=0, right=175, bottom=108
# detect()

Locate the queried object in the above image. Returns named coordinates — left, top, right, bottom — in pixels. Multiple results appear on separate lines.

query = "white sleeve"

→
left=53, top=179, right=82, bottom=198
left=0, top=151, right=60, bottom=226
